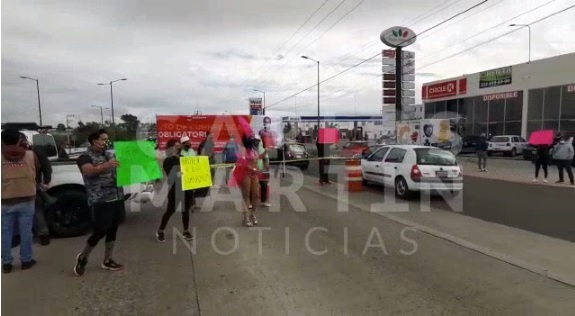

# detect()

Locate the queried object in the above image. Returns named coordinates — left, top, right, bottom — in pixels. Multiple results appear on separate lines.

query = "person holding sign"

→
left=156, top=139, right=194, bottom=242
left=73, top=129, right=124, bottom=276
left=179, top=136, right=196, bottom=157
left=234, top=134, right=261, bottom=227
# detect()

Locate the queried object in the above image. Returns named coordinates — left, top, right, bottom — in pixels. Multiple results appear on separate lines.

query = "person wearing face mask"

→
left=258, top=117, right=277, bottom=150
left=235, top=134, right=261, bottom=227
left=73, top=129, right=124, bottom=276
left=156, top=139, right=193, bottom=242
left=552, top=136, right=574, bottom=185
left=179, top=136, right=196, bottom=157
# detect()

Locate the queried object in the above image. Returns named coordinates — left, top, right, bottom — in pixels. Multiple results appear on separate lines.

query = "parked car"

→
left=459, top=135, right=482, bottom=155
left=360, top=145, right=463, bottom=199
left=487, top=135, right=527, bottom=157
left=355, top=144, right=386, bottom=159
left=338, top=141, right=371, bottom=158
left=276, top=142, right=310, bottom=170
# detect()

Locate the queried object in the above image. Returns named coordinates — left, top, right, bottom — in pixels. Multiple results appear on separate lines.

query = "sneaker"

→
left=183, top=231, right=193, bottom=241
left=21, top=259, right=36, bottom=270
left=556, top=181, right=564, bottom=184
left=532, top=178, right=538, bottom=182
left=2, top=264, right=12, bottom=274
left=74, top=253, right=88, bottom=276
left=39, top=235, right=50, bottom=246
left=483, top=169, right=488, bottom=172
left=262, top=202, right=271, bottom=207
left=243, top=217, right=253, bottom=227
left=101, top=259, right=124, bottom=271
left=248, top=204, right=253, bottom=209
left=156, top=231, right=165, bottom=242
left=250, top=215, right=258, bottom=226
left=543, top=179, right=548, bottom=183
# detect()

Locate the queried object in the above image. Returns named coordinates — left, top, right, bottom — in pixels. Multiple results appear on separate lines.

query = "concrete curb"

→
left=302, top=182, right=575, bottom=287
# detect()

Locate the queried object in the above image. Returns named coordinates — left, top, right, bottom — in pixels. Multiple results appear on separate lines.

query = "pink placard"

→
left=318, top=128, right=339, bottom=144
left=528, top=130, right=554, bottom=145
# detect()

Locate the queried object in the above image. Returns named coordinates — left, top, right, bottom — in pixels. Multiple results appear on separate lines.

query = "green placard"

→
left=114, top=141, right=163, bottom=187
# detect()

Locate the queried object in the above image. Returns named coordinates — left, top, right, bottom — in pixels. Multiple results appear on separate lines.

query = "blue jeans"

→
left=2, top=200, right=35, bottom=265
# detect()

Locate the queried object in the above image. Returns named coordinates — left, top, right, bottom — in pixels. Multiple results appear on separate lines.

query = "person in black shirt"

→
left=73, top=129, right=123, bottom=276
left=155, top=139, right=194, bottom=242
left=19, top=133, right=52, bottom=246
left=532, top=144, right=551, bottom=183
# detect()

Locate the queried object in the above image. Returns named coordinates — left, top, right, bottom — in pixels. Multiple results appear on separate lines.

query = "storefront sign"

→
left=423, top=80, right=457, bottom=100
left=482, top=91, right=518, bottom=101
left=380, top=27, right=417, bottom=48
left=249, top=97, right=262, bottom=115
left=479, top=66, right=512, bottom=88
left=567, top=84, right=575, bottom=93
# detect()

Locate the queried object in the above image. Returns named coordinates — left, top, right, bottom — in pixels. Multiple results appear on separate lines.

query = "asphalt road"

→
left=303, top=160, right=575, bottom=242
left=3, top=183, right=574, bottom=314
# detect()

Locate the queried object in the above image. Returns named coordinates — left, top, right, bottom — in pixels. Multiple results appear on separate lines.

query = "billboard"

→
left=156, top=115, right=283, bottom=151
left=249, top=98, right=263, bottom=115
left=479, top=66, right=512, bottom=89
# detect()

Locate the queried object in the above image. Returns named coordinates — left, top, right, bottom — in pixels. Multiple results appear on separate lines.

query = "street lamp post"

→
left=91, top=105, right=105, bottom=125
left=98, top=78, right=127, bottom=125
left=509, top=24, right=531, bottom=63
left=20, top=76, right=43, bottom=126
left=301, top=56, right=320, bottom=131
left=253, top=89, right=266, bottom=115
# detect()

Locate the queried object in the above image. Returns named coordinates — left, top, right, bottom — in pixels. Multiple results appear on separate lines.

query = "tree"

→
left=120, top=114, right=140, bottom=140
left=57, top=123, right=66, bottom=131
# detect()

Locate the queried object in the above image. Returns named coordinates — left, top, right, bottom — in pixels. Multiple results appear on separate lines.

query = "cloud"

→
left=2, top=0, right=575, bottom=124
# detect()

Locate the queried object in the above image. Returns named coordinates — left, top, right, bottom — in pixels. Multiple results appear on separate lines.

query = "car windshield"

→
left=490, top=136, right=509, bottom=142
left=288, top=144, right=306, bottom=153
left=415, top=148, right=457, bottom=166
left=32, top=134, right=58, bottom=157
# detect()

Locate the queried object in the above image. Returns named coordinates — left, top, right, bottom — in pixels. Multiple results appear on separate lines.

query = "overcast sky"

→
left=2, top=0, right=574, bottom=126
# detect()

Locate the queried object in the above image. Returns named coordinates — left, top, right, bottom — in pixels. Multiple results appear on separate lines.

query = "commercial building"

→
left=421, top=53, right=575, bottom=138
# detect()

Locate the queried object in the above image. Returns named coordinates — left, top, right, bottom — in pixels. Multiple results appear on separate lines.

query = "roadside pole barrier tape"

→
left=208, top=156, right=354, bottom=169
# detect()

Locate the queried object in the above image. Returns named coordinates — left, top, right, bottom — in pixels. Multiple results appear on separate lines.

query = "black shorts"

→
left=91, top=200, right=123, bottom=231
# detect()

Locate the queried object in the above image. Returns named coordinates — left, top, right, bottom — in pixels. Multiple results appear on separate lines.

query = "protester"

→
left=179, top=136, right=196, bottom=157
left=178, top=136, right=199, bottom=210
left=73, top=129, right=124, bottom=276
left=255, top=134, right=271, bottom=207
left=316, top=138, right=331, bottom=185
left=476, top=133, right=488, bottom=172
left=258, top=116, right=278, bottom=150
left=156, top=139, right=193, bottom=242
left=2, top=128, right=38, bottom=273
left=18, top=133, right=53, bottom=246
left=198, top=132, right=217, bottom=187
left=532, top=144, right=550, bottom=183
left=223, top=135, right=239, bottom=185
left=552, top=136, right=574, bottom=185
left=235, top=134, right=261, bottom=227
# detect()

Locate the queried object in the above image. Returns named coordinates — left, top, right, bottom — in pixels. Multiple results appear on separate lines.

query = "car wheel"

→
left=487, top=152, right=493, bottom=157
left=510, top=148, right=517, bottom=157
left=45, top=190, right=92, bottom=238
left=394, top=177, right=411, bottom=199
left=362, top=177, right=369, bottom=186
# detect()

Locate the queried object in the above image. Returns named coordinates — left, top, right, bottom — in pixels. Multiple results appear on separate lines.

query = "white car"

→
left=360, top=145, right=463, bottom=199
left=487, top=135, right=526, bottom=157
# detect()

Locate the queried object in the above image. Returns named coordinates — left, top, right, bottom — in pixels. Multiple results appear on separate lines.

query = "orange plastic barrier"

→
left=345, top=159, right=363, bottom=192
